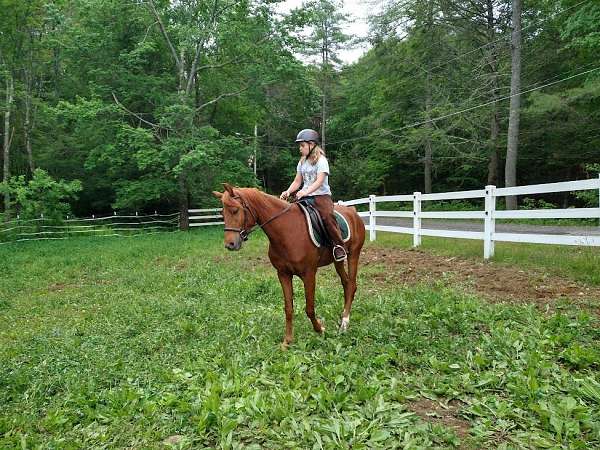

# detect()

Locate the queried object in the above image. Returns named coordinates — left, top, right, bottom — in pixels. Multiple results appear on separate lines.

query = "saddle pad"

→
left=297, top=202, right=351, bottom=248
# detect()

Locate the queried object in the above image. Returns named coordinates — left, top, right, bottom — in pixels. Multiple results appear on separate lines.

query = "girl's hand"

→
left=296, top=191, right=306, bottom=200
left=280, top=190, right=289, bottom=200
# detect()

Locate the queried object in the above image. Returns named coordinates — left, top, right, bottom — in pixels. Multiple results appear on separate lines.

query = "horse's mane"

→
left=237, top=187, right=288, bottom=209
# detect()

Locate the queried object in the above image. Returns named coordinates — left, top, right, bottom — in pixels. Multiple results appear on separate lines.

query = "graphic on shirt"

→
left=302, top=165, right=317, bottom=186
left=297, top=157, right=331, bottom=196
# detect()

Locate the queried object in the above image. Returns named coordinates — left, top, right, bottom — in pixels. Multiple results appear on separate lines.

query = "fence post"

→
left=484, top=185, right=496, bottom=259
left=369, top=194, right=376, bottom=241
left=413, top=192, right=421, bottom=247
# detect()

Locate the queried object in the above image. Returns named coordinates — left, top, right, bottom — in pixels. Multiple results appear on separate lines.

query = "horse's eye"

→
left=231, top=207, right=239, bottom=214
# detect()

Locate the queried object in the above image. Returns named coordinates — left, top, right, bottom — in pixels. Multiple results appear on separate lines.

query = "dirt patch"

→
left=408, top=398, right=470, bottom=440
left=172, top=260, right=189, bottom=271
left=46, top=278, right=111, bottom=293
left=361, top=247, right=600, bottom=314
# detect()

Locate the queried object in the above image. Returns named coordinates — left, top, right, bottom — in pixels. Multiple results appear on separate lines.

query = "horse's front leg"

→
left=277, top=271, right=294, bottom=348
left=301, top=270, right=325, bottom=334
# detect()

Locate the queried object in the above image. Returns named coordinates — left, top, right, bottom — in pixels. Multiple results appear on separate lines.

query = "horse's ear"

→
left=222, top=183, right=235, bottom=196
left=212, top=191, right=223, bottom=199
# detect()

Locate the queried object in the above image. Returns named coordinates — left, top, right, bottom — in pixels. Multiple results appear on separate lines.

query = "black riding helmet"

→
left=295, top=129, right=320, bottom=144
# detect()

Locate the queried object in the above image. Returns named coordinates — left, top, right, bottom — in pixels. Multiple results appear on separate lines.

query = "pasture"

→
left=1, top=230, right=599, bottom=449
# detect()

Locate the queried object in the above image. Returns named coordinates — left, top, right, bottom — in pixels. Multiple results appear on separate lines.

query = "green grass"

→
left=1, top=230, right=599, bottom=449
left=374, top=232, right=600, bottom=286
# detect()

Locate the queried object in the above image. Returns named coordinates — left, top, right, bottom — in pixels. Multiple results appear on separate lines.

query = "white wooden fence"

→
left=188, top=208, right=223, bottom=227
left=339, top=176, right=600, bottom=259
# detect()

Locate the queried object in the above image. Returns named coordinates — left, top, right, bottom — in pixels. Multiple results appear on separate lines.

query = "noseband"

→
left=223, top=193, right=294, bottom=241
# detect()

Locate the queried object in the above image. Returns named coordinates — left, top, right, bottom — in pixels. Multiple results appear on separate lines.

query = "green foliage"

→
left=561, top=2, right=600, bottom=55
left=37, top=97, right=124, bottom=213
left=331, top=148, right=391, bottom=199
left=0, top=169, right=81, bottom=221
left=519, top=197, right=557, bottom=210
left=575, top=164, right=600, bottom=208
left=295, top=0, right=352, bottom=67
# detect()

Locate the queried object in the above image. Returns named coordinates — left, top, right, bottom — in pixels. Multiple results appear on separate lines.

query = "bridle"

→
left=223, top=193, right=295, bottom=241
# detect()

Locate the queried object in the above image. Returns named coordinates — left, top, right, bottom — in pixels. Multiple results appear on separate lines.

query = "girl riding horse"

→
left=280, top=129, right=348, bottom=262
left=213, top=131, right=365, bottom=347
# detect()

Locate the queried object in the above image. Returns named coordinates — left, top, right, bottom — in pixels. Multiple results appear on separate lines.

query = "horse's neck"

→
left=243, top=189, right=293, bottom=237
left=244, top=189, right=288, bottom=224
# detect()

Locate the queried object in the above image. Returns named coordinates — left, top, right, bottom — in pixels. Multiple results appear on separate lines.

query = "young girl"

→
left=280, top=129, right=347, bottom=261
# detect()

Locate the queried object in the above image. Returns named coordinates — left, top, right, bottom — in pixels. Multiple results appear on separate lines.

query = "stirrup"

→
left=333, top=245, right=347, bottom=262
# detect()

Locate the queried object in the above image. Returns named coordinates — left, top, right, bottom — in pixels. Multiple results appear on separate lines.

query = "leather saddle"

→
left=296, top=199, right=351, bottom=248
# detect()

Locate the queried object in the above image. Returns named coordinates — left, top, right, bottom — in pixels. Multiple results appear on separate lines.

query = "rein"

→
left=224, top=193, right=296, bottom=241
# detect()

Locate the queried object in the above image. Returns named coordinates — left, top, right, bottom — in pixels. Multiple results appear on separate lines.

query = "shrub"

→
left=0, top=169, right=82, bottom=222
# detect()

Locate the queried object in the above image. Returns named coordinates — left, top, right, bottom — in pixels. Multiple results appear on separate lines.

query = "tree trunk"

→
left=253, top=122, right=257, bottom=176
left=53, top=47, right=60, bottom=97
left=486, top=0, right=500, bottom=186
left=487, top=111, right=500, bottom=185
left=24, top=79, right=35, bottom=175
left=3, top=74, right=14, bottom=219
left=321, top=35, right=328, bottom=151
left=423, top=1, right=434, bottom=194
left=178, top=173, right=189, bottom=231
left=178, top=47, right=186, bottom=94
left=505, top=0, right=522, bottom=209
left=424, top=70, right=433, bottom=194
left=321, top=82, right=326, bottom=151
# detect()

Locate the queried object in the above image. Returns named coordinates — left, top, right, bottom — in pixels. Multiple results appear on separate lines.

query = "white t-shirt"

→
left=297, top=156, right=331, bottom=196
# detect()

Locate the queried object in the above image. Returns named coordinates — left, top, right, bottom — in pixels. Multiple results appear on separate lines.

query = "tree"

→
left=294, top=0, right=352, bottom=150
left=505, top=0, right=522, bottom=209
left=438, top=0, right=511, bottom=186
left=1, top=69, right=13, bottom=219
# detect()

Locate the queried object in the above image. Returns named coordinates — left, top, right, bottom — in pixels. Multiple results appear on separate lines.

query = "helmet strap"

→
left=307, top=142, right=317, bottom=158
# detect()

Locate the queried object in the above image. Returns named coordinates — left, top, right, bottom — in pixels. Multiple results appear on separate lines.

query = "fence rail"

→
left=187, top=208, right=223, bottom=227
left=339, top=176, right=600, bottom=259
left=0, top=212, right=180, bottom=245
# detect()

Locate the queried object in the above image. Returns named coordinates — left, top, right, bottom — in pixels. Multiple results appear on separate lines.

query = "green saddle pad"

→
left=334, top=210, right=350, bottom=242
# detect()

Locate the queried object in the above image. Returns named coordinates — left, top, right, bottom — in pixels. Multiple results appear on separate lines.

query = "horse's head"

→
left=212, top=183, right=257, bottom=251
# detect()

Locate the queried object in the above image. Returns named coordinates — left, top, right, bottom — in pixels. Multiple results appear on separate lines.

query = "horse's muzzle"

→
left=225, top=238, right=242, bottom=251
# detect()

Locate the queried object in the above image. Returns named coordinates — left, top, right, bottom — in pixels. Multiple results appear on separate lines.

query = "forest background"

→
left=1, top=0, right=599, bottom=226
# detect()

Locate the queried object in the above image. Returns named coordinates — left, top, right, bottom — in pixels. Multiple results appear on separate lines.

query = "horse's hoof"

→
left=318, top=318, right=325, bottom=334
left=339, top=317, right=349, bottom=333
left=280, top=342, right=290, bottom=351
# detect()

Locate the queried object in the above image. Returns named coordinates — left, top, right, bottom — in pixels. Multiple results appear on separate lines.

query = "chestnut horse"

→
left=213, top=183, right=365, bottom=347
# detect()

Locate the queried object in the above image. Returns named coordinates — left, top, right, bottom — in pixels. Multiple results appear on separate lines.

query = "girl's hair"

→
left=301, top=144, right=325, bottom=165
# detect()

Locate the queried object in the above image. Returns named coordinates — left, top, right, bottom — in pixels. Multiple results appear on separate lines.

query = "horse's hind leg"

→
left=334, top=252, right=359, bottom=332
left=300, top=270, right=325, bottom=334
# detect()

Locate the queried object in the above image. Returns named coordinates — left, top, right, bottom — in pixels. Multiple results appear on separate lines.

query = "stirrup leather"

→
left=333, top=245, right=347, bottom=262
